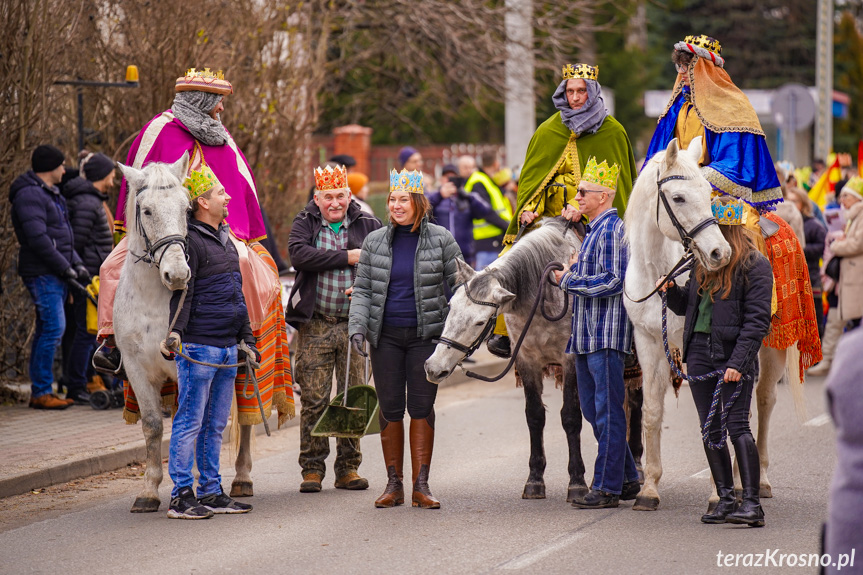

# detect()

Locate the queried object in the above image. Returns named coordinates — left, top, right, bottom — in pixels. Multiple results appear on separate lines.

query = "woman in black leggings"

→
left=349, top=168, right=462, bottom=509
left=660, top=195, right=774, bottom=527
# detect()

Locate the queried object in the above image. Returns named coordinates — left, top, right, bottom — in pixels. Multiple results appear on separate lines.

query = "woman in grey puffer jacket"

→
left=349, top=168, right=462, bottom=510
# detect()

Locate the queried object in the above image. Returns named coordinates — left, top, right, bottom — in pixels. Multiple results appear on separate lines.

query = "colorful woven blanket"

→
left=762, top=213, right=823, bottom=380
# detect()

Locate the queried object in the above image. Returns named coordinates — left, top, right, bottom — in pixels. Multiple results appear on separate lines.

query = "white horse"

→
left=114, top=155, right=262, bottom=511
left=624, top=137, right=803, bottom=511
left=425, top=219, right=587, bottom=501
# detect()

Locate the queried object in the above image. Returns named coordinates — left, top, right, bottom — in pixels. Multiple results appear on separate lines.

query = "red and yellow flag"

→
left=808, top=155, right=842, bottom=210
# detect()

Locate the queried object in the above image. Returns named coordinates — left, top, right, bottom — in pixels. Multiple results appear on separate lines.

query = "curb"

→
left=0, top=356, right=510, bottom=499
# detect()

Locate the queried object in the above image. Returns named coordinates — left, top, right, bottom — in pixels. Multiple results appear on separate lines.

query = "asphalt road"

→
left=0, top=372, right=837, bottom=574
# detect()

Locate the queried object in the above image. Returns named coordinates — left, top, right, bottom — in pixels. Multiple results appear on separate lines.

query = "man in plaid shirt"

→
left=554, top=156, right=640, bottom=509
left=286, top=164, right=381, bottom=493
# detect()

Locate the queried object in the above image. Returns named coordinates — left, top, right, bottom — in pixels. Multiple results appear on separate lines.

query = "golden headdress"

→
left=674, top=35, right=725, bottom=68
left=175, top=68, right=233, bottom=95
left=562, top=63, right=599, bottom=81
left=314, top=165, right=349, bottom=192
left=580, top=157, right=620, bottom=191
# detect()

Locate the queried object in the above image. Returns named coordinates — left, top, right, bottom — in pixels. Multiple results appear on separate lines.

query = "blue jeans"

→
left=65, top=295, right=96, bottom=392
left=575, top=349, right=639, bottom=495
left=169, top=343, right=237, bottom=498
left=475, top=250, right=498, bottom=271
left=22, top=275, right=67, bottom=398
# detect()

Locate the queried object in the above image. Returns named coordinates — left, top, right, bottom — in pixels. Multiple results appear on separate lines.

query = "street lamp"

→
left=54, top=65, right=140, bottom=152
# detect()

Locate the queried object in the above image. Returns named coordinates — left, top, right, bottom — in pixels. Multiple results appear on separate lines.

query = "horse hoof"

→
left=760, top=485, right=773, bottom=498
left=522, top=483, right=546, bottom=499
left=130, top=497, right=160, bottom=513
left=566, top=484, right=588, bottom=503
left=230, top=481, right=254, bottom=498
left=632, top=494, right=660, bottom=511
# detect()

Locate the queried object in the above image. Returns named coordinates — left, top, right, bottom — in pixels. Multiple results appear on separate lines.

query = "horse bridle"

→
left=625, top=175, right=718, bottom=304
left=655, top=175, right=718, bottom=251
left=130, top=184, right=188, bottom=266
left=433, top=281, right=500, bottom=357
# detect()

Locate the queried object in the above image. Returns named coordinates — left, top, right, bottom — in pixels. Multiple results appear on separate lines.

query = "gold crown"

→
left=176, top=67, right=233, bottom=95
left=184, top=164, right=220, bottom=201
left=562, top=63, right=599, bottom=81
left=390, top=169, right=424, bottom=194
left=683, top=35, right=722, bottom=56
left=711, top=193, right=748, bottom=226
left=580, top=157, right=619, bottom=190
left=314, top=165, right=349, bottom=192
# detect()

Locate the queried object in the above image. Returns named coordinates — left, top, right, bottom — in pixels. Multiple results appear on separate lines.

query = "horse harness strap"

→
left=655, top=175, right=719, bottom=251
left=433, top=282, right=500, bottom=356
left=132, top=184, right=188, bottom=266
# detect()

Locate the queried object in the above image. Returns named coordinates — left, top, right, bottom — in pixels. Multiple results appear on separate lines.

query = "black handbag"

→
left=825, top=256, right=842, bottom=281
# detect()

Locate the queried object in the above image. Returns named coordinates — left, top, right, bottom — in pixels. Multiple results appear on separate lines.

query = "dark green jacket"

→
left=349, top=217, right=463, bottom=347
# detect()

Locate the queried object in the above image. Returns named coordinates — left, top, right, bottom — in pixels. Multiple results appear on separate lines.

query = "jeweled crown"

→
left=711, top=193, right=748, bottom=226
left=185, top=67, right=226, bottom=81
left=175, top=67, right=233, bottom=95
left=562, top=63, right=599, bottom=81
left=314, top=165, right=349, bottom=192
left=580, top=156, right=620, bottom=190
left=684, top=35, right=722, bottom=56
left=390, top=169, right=424, bottom=195
left=184, top=164, right=220, bottom=201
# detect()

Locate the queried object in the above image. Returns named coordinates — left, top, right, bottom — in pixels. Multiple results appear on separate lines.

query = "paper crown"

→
left=390, top=169, right=424, bottom=195
left=184, top=164, right=220, bottom=201
left=711, top=193, right=749, bottom=226
left=562, top=63, right=598, bottom=81
left=674, top=35, right=725, bottom=68
left=580, top=157, right=620, bottom=190
left=314, top=164, right=349, bottom=192
left=175, top=68, right=234, bottom=95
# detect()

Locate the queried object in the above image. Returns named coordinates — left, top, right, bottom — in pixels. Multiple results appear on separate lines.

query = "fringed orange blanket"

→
left=234, top=244, right=295, bottom=427
left=762, top=212, right=823, bottom=380
left=123, top=243, right=295, bottom=426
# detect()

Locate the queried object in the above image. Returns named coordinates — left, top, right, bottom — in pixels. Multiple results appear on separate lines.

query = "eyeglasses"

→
left=576, top=187, right=605, bottom=197
left=675, top=63, right=687, bottom=74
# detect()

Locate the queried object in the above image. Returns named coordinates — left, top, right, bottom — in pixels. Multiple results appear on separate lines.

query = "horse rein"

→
left=433, top=281, right=500, bottom=357
left=625, top=174, right=717, bottom=304
left=130, top=184, right=188, bottom=266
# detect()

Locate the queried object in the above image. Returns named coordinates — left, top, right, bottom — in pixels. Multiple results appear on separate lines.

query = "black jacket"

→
left=667, top=251, right=773, bottom=373
left=285, top=199, right=381, bottom=328
left=62, top=177, right=114, bottom=276
left=9, top=171, right=82, bottom=278
left=169, top=219, right=254, bottom=348
left=802, top=215, right=827, bottom=290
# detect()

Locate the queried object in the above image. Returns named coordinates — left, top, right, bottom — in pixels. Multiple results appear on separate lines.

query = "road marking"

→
left=496, top=532, right=586, bottom=570
left=804, top=413, right=831, bottom=427
left=691, top=467, right=711, bottom=479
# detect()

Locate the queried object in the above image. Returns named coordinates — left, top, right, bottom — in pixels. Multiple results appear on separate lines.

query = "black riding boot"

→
left=726, top=434, right=765, bottom=527
left=700, top=443, right=737, bottom=524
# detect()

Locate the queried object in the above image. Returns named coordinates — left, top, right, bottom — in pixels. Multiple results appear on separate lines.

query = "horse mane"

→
left=470, top=218, right=573, bottom=310
left=124, top=162, right=186, bottom=240
left=623, top=147, right=702, bottom=245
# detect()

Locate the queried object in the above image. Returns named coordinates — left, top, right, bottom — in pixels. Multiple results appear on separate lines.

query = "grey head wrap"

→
left=171, top=91, right=228, bottom=146
left=552, top=78, right=609, bottom=136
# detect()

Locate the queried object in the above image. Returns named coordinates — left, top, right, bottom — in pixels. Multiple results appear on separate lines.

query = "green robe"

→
left=504, top=112, right=637, bottom=246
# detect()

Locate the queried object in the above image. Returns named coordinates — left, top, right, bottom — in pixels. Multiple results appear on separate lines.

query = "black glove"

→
left=160, top=332, right=181, bottom=361
left=74, top=264, right=91, bottom=284
left=351, top=333, right=368, bottom=357
left=238, top=341, right=262, bottom=370
left=63, top=267, right=78, bottom=281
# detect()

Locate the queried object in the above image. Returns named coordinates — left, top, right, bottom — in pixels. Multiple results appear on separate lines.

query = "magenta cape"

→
left=115, top=110, right=266, bottom=241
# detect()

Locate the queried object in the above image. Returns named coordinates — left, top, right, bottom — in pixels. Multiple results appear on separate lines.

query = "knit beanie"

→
left=82, top=153, right=116, bottom=182
left=347, top=172, right=369, bottom=196
left=32, top=145, right=65, bottom=172
left=398, top=146, right=419, bottom=167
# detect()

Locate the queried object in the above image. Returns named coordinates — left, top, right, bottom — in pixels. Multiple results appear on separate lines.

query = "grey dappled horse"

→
left=425, top=219, right=587, bottom=502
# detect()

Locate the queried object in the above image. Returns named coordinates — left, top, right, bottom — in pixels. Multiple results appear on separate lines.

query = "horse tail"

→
left=785, top=344, right=808, bottom=423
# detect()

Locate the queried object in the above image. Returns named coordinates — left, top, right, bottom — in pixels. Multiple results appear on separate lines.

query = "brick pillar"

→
left=333, top=124, right=373, bottom=177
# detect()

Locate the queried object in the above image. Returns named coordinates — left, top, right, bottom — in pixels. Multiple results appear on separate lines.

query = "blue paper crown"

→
left=711, top=194, right=747, bottom=226
left=390, top=168, right=424, bottom=194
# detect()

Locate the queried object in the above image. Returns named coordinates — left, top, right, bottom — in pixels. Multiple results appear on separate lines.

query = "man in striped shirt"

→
left=555, top=156, right=640, bottom=509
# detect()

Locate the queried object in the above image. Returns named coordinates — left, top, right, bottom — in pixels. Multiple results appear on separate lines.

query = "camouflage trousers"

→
left=295, top=316, right=365, bottom=479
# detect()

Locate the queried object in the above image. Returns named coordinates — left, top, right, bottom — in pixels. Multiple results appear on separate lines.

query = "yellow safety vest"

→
left=466, top=171, right=512, bottom=240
